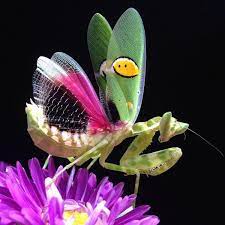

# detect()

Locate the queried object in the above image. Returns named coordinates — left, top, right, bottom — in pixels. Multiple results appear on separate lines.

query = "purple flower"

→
left=0, top=162, right=8, bottom=172
left=0, top=158, right=159, bottom=225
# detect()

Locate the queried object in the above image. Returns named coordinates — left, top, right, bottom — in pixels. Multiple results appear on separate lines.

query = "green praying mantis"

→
left=26, top=8, right=222, bottom=197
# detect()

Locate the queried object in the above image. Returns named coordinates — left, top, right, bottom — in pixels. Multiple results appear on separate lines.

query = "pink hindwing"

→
left=33, top=52, right=111, bottom=133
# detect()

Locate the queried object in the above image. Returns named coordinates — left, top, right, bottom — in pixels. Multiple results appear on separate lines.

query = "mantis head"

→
left=159, top=112, right=189, bottom=143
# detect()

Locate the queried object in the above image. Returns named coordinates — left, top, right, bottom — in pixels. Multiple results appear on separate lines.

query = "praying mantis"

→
left=26, top=8, right=190, bottom=195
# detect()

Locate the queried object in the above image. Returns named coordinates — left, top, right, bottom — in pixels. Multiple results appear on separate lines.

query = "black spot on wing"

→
left=33, top=70, right=88, bottom=133
left=107, top=100, right=120, bottom=124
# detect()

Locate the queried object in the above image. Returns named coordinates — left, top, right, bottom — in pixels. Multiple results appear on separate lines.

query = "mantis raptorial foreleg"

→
left=120, top=117, right=161, bottom=162
left=99, top=117, right=160, bottom=195
left=51, top=112, right=188, bottom=196
left=99, top=112, right=189, bottom=195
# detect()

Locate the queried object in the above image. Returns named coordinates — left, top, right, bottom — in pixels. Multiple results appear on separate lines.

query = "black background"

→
left=1, top=0, right=225, bottom=224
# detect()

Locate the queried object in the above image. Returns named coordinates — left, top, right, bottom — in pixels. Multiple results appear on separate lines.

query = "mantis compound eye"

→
left=113, top=57, right=139, bottom=78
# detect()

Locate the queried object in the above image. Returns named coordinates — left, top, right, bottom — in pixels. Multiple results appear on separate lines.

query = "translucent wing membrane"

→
left=51, top=52, right=105, bottom=116
left=33, top=70, right=89, bottom=132
left=33, top=52, right=111, bottom=133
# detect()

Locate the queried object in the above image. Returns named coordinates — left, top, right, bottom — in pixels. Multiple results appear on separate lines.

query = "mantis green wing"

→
left=87, top=13, right=112, bottom=97
left=87, top=13, right=115, bottom=120
left=88, top=8, right=146, bottom=124
left=105, top=8, right=146, bottom=124
left=87, top=13, right=112, bottom=76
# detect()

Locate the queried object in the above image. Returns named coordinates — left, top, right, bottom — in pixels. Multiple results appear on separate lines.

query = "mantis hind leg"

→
left=87, top=154, right=101, bottom=170
left=53, top=138, right=109, bottom=181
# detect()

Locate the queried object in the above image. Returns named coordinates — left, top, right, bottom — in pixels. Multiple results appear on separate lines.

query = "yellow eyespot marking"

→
left=127, top=101, right=133, bottom=110
left=113, top=58, right=139, bottom=77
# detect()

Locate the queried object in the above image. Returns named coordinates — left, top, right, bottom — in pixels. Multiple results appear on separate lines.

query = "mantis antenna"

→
left=188, top=128, right=224, bottom=157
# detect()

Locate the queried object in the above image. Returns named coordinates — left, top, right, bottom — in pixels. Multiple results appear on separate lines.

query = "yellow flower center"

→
left=63, top=211, right=89, bottom=225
